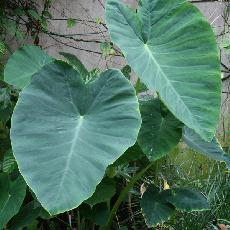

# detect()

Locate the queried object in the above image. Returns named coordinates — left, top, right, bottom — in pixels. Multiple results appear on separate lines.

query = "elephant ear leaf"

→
left=106, top=0, right=221, bottom=141
left=10, top=61, right=141, bottom=215
left=141, top=185, right=209, bottom=227
left=183, top=127, right=230, bottom=170
left=4, top=45, right=53, bottom=89
left=166, top=188, right=209, bottom=212
left=141, top=185, right=175, bottom=227
left=138, top=98, right=182, bottom=161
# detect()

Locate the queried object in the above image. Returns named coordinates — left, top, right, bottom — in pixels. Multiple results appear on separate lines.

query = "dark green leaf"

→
left=141, top=185, right=175, bottom=227
left=85, top=177, right=116, bottom=207
left=0, top=175, right=27, bottom=229
left=10, top=201, right=45, bottom=230
left=166, top=188, right=209, bottom=212
left=11, top=61, right=141, bottom=214
left=121, top=65, right=131, bottom=80
left=138, top=98, right=182, bottom=161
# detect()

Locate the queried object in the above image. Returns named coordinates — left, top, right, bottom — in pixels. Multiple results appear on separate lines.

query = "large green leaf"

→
left=4, top=45, right=53, bottom=89
left=138, top=98, right=182, bottom=160
left=183, top=127, right=230, bottom=169
left=0, top=175, right=26, bottom=229
left=141, top=185, right=175, bottom=227
left=166, top=188, right=209, bottom=212
left=106, top=0, right=221, bottom=141
left=11, top=61, right=141, bottom=215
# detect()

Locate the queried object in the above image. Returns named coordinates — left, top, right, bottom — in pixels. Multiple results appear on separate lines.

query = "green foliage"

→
left=0, top=0, right=228, bottom=228
left=138, top=98, right=183, bottom=160
left=67, top=18, right=77, bottom=28
left=106, top=0, right=221, bottom=141
left=141, top=185, right=175, bottom=227
left=85, top=177, right=116, bottom=207
left=4, top=45, right=53, bottom=89
left=9, top=201, right=47, bottom=230
left=141, top=185, right=209, bottom=227
left=100, top=42, right=116, bottom=57
left=10, top=61, right=141, bottom=214
left=2, top=149, right=17, bottom=173
left=0, top=174, right=27, bottom=229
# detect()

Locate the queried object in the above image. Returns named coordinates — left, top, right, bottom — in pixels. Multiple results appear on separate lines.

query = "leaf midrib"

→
left=54, top=116, right=85, bottom=203
left=144, top=44, right=198, bottom=131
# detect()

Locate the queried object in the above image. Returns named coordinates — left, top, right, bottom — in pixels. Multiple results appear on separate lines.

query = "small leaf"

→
left=67, top=18, right=76, bottom=28
left=183, top=127, right=230, bottom=169
left=100, top=42, right=115, bottom=57
left=43, top=10, right=52, bottom=19
left=28, top=10, right=40, bottom=20
left=3, top=149, right=17, bottom=173
left=166, top=188, right=209, bottom=212
left=4, top=45, right=53, bottom=89
left=121, top=65, right=131, bottom=80
left=141, top=185, right=175, bottom=227
left=95, top=17, right=103, bottom=25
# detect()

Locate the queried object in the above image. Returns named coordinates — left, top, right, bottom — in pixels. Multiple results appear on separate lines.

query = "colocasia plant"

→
left=1, top=0, right=229, bottom=229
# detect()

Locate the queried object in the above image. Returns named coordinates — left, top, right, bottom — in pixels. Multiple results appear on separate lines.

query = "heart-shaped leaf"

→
left=141, top=185, right=175, bottom=227
left=166, top=188, right=209, bottom=212
left=106, top=0, right=221, bottom=141
left=141, top=185, right=209, bottom=227
left=138, top=98, right=182, bottom=160
left=183, top=127, right=230, bottom=169
left=11, top=61, right=141, bottom=214
left=4, top=45, right=53, bottom=89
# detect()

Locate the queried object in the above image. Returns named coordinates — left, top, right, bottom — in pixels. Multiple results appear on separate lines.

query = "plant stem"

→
left=104, top=161, right=155, bottom=229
